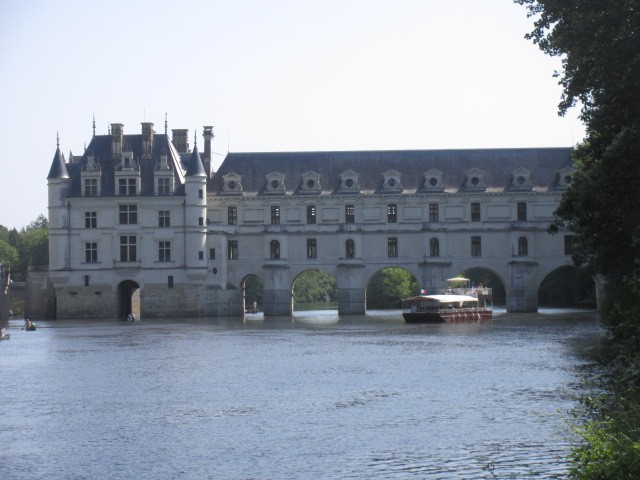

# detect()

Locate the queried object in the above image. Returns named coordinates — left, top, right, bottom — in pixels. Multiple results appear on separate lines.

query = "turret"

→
left=47, top=135, right=70, bottom=271
left=184, top=139, right=207, bottom=272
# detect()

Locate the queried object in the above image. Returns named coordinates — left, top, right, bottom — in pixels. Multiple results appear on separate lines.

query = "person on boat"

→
left=24, top=319, right=34, bottom=330
left=253, top=301, right=257, bottom=313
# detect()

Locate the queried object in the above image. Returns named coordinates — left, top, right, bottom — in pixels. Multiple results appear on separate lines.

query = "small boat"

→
left=0, top=332, right=10, bottom=340
left=24, top=324, right=36, bottom=331
left=402, top=277, right=492, bottom=323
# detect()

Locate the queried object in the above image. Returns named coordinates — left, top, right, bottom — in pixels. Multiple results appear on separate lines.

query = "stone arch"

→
left=538, top=265, right=596, bottom=308
left=117, top=280, right=140, bottom=319
left=460, top=267, right=507, bottom=306
left=290, top=268, right=337, bottom=312
left=365, top=266, right=419, bottom=310
left=241, top=274, right=263, bottom=314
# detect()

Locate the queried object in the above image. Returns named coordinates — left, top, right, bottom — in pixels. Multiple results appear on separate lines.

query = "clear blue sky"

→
left=0, top=0, right=584, bottom=230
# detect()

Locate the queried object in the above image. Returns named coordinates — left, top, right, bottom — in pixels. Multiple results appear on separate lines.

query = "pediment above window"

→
left=223, top=172, right=243, bottom=195
left=265, top=171, right=286, bottom=195
left=339, top=169, right=360, bottom=193
left=300, top=171, right=321, bottom=194
left=382, top=169, right=402, bottom=192
left=464, top=168, right=486, bottom=191
left=423, top=168, right=444, bottom=191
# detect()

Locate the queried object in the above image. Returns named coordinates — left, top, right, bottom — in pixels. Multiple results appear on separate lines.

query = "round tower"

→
left=47, top=135, right=70, bottom=271
left=184, top=140, right=207, bottom=271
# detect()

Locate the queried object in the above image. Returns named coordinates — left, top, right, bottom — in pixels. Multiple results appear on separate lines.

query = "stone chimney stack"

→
left=172, top=129, right=189, bottom=153
left=141, top=122, right=154, bottom=157
left=203, top=126, right=214, bottom=177
left=111, top=123, right=124, bottom=156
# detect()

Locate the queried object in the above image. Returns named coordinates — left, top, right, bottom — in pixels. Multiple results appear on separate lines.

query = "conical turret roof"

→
left=185, top=144, right=206, bottom=177
left=47, top=146, right=69, bottom=179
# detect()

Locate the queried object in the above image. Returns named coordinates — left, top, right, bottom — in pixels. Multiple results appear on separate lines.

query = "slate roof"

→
left=185, top=145, right=206, bottom=177
left=47, top=146, right=69, bottom=180
left=210, top=148, right=574, bottom=195
left=62, top=133, right=187, bottom=197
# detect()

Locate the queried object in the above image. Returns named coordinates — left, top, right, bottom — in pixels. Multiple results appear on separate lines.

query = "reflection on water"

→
left=0, top=310, right=602, bottom=479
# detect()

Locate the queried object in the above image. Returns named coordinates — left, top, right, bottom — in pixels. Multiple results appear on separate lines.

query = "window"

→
left=518, top=237, right=528, bottom=256
left=198, top=189, right=203, bottom=199
left=84, top=178, right=98, bottom=197
left=517, top=202, right=527, bottom=221
left=157, top=178, right=171, bottom=196
left=168, top=276, right=174, bottom=289
left=345, top=204, right=355, bottom=224
left=85, top=242, right=97, bottom=263
left=307, top=239, right=317, bottom=259
left=387, top=204, right=397, bottom=223
left=198, top=216, right=204, bottom=226
left=271, top=206, right=280, bottom=225
left=209, top=248, right=216, bottom=260
left=158, top=241, right=171, bottom=262
left=471, top=203, right=481, bottom=222
left=228, top=240, right=238, bottom=260
left=429, top=203, right=439, bottom=222
left=85, top=211, right=97, bottom=229
left=307, top=205, right=316, bottom=224
left=429, top=238, right=439, bottom=257
left=564, top=235, right=575, bottom=255
left=158, top=210, right=170, bottom=228
left=388, top=237, right=398, bottom=258
left=199, top=251, right=204, bottom=260
left=345, top=239, right=355, bottom=259
left=84, top=275, right=90, bottom=287
left=118, top=178, right=137, bottom=196
left=270, top=240, right=280, bottom=259
left=120, top=236, right=137, bottom=262
left=471, top=236, right=482, bottom=257
left=118, top=204, right=137, bottom=224
left=228, top=206, right=237, bottom=226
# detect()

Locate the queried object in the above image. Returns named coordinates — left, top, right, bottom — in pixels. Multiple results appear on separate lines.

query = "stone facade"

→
left=47, top=120, right=581, bottom=319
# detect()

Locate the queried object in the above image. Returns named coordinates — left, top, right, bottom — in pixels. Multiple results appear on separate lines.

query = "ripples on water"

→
left=0, top=310, right=602, bottom=479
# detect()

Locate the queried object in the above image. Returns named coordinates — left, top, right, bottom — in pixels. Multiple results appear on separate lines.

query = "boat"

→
left=402, top=277, right=492, bottom=323
left=0, top=332, right=9, bottom=340
left=24, top=323, right=36, bottom=331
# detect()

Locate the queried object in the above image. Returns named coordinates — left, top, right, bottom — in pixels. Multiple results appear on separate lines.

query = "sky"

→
left=0, top=0, right=585, bottom=230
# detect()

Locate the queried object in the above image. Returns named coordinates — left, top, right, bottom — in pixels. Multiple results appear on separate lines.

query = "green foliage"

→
left=0, top=215, right=49, bottom=280
left=366, top=268, right=419, bottom=309
left=0, top=238, right=19, bottom=267
left=17, top=227, right=48, bottom=267
left=293, top=269, right=336, bottom=303
left=244, top=275, right=263, bottom=307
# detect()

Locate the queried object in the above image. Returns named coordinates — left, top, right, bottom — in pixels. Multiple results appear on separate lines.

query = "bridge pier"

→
left=337, top=263, right=366, bottom=315
left=507, top=260, right=539, bottom=312
left=262, top=263, right=292, bottom=316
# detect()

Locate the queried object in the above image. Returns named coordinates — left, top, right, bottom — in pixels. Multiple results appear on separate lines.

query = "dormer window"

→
left=223, top=172, right=243, bottom=195
left=423, top=169, right=444, bottom=192
left=300, top=171, right=321, bottom=194
left=556, top=166, right=576, bottom=189
left=510, top=167, right=532, bottom=190
left=464, top=168, right=486, bottom=191
left=265, top=172, right=286, bottom=195
left=118, top=178, right=137, bottom=196
left=382, top=170, right=402, bottom=192
left=339, top=170, right=360, bottom=193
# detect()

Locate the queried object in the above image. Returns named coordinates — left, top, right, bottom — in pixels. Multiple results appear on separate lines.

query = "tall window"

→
left=307, top=205, right=316, bottom=224
left=85, top=242, right=97, bottom=263
left=345, top=204, right=355, bottom=224
left=270, top=240, right=280, bottom=259
left=471, top=236, right=482, bottom=257
left=517, top=202, right=527, bottom=221
left=388, top=237, right=398, bottom=258
left=228, top=206, right=237, bottom=226
left=307, top=239, right=317, bottom=259
left=158, top=210, right=170, bottom=228
left=271, top=206, right=280, bottom=225
left=429, top=238, right=440, bottom=257
left=429, top=203, right=439, bottom=222
left=84, top=178, right=98, bottom=197
left=118, top=204, right=137, bottom=224
left=118, top=178, right=137, bottom=196
left=120, top=236, right=137, bottom=262
left=518, top=236, right=528, bottom=256
left=209, top=248, right=216, bottom=260
left=345, top=239, right=355, bottom=259
left=228, top=240, right=238, bottom=260
left=387, top=204, right=397, bottom=223
left=471, top=203, right=481, bottom=222
left=168, top=276, right=174, bottom=289
left=157, top=178, right=171, bottom=196
left=564, top=235, right=574, bottom=255
left=159, top=241, right=171, bottom=262
left=85, top=211, right=97, bottom=229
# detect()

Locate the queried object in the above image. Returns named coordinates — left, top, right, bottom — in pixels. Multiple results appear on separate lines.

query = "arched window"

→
left=518, top=236, right=528, bottom=256
left=429, top=238, right=440, bottom=257
left=270, top=240, right=280, bottom=259
left=345, top=239, right=355, bottom=259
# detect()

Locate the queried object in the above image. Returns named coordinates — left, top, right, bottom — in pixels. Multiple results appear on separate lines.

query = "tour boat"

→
left=402, top=278, right=492, bottom=323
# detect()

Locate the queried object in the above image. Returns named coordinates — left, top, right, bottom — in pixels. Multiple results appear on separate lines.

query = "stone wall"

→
left=55, top=284, right=118, bottom=319
left=26, top=266, right=56, bottom=319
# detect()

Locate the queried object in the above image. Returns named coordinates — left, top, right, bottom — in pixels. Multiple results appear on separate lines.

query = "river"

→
left=0, top=309, right=602, bottom=479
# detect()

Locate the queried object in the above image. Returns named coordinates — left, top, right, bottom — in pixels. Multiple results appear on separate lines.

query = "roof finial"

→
left=56, top=131, right=60, bottom=148
left=108, top=123, right=110, bottom=135
left=92, top=114, right=96, bottom=138
left=194, top=129, right=197, bottom=148
left=164, top=112, right=168, bottom=135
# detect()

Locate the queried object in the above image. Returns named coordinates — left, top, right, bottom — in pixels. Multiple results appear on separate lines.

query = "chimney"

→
left=172, top=129, right=189, bottom=154
left=111, top=123, right=123, bottom=156
left=141, top=122, right=154, bottom=157
left=203, top=126, right=214, bottom=177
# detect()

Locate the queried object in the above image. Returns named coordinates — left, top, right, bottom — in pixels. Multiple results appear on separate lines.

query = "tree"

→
left=366, top=268, right=419, bottom=309
left=293, top=269, right=337, bottom=303
left=0, top=238, right=18, bottom=268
